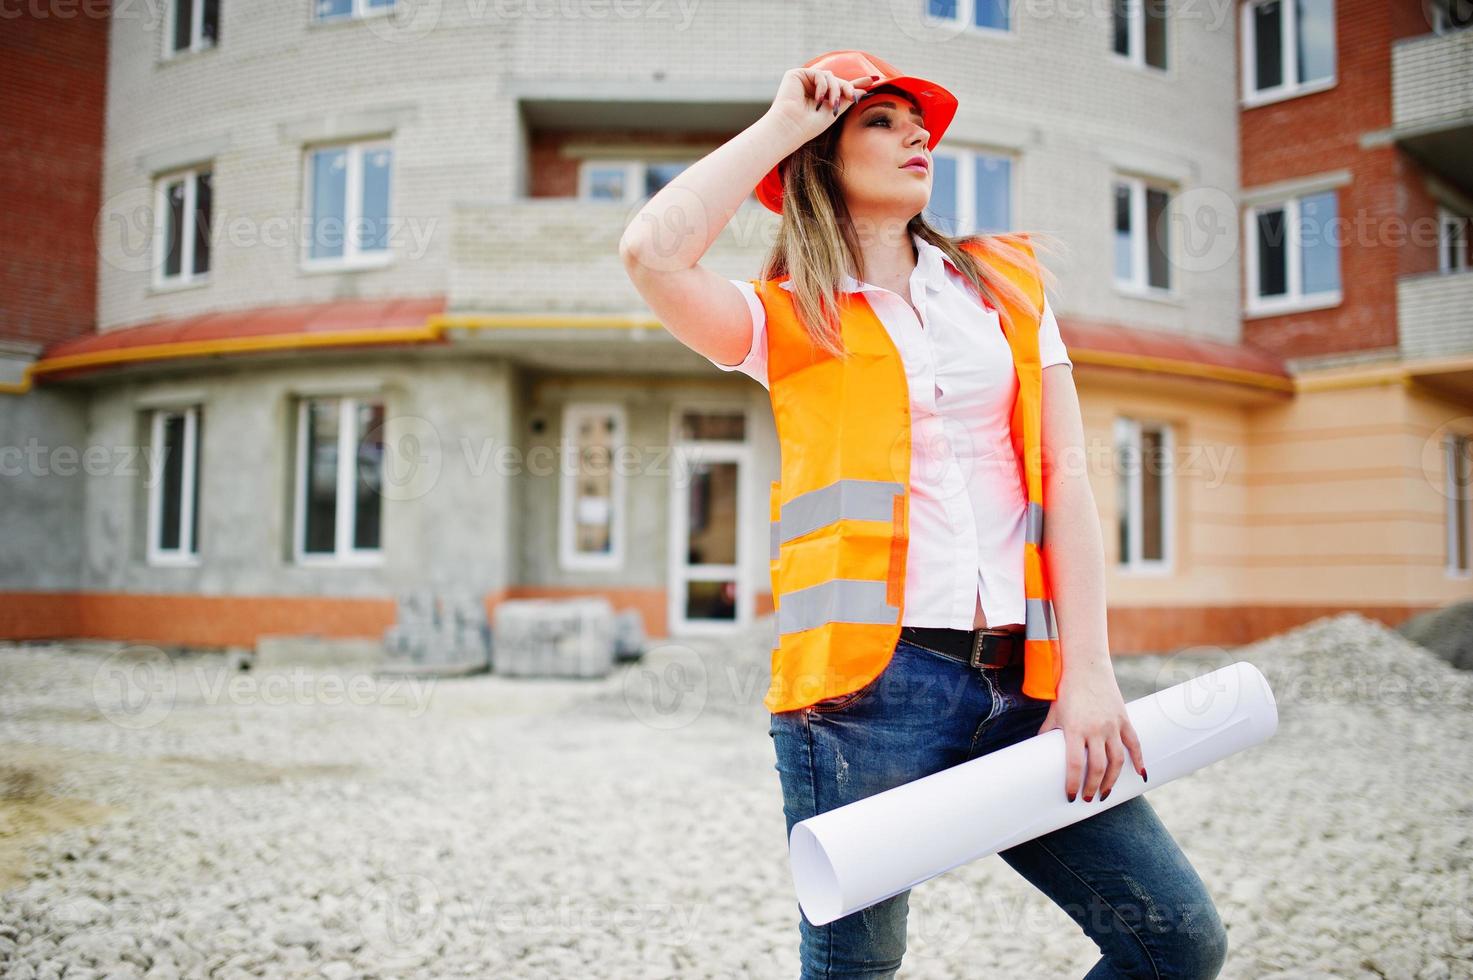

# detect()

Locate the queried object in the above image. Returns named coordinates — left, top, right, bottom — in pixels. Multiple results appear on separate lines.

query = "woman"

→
left=620, top=50, right=1227, bottom=980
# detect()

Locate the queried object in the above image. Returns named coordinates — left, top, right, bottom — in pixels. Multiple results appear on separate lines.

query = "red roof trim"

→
left=1058, top=315, right=1291, bottom=380
left=43, top=296, right=449, bottom=360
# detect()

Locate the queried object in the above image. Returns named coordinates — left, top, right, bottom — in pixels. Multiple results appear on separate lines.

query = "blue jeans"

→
left=769, top=638, right=1228, bottom=979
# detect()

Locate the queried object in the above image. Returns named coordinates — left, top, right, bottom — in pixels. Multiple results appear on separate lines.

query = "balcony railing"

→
left=1393, top=28, right=1473, bottom=131
left=450, top=198, right=776, bottom=314
left=1399, top=269, right=1473, bottom=361
left=1391, top=28, right=1473, bottom=186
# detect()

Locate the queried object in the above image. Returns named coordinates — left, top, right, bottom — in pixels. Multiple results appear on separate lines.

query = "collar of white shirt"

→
left=777, top=232, right=955, bottom=296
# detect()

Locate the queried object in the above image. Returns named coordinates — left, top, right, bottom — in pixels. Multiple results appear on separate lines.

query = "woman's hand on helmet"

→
left=767, top=67, right=881, bottom=141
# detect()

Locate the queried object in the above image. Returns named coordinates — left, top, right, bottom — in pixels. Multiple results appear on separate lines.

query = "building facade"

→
left=1, top=0, right=1468, bottom=655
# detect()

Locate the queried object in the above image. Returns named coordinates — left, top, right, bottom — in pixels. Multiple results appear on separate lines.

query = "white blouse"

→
left=709, top=233, right=1072, bottom=630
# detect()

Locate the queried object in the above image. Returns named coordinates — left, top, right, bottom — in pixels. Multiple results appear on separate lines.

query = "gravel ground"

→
left=0, top=612, right=1470, bottom=979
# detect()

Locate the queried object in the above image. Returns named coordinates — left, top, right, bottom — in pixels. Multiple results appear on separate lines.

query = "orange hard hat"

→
left=756, top=50, right=959, bottom=215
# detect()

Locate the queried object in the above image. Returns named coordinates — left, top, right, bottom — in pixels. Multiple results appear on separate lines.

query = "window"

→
left=578, top=160, right=691, bottom=203
left=167, top=0, right=219, bottom=55
left=925, top=0, right=1010, bottom=31
left=314, top=0, right=394, bottom=21
left=678, top=409, right=746, bottom=442
left=1114, top=418, right=1173, bottom=571
left=559, top=403, right=626, bottom=570
left=1245, top=189, right=1341, bottom=314
left=1112, top=0, right=1168, bottom=70
left=1439, top=206, right=1471, bottom=273
left=1113, top=175, right=1173, bottom=294
left=293, top=396, right=385, bottom=564
left=1447, top=434, right=1471, bottom=574
left=1431, top=1, right=1473, bottom=34
left=147, top=406, right=202, bottom=564
left=1242, top=0, right=1336, bottom=104
left=155, top=167, right=212, bottom=287
left=925, top=149, right=1014, bottom=235
left=303, top=140, right=393, bottom=268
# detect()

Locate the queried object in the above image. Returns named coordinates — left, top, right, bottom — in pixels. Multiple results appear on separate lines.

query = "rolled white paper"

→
left=788, top=660, right=1278, bottom=926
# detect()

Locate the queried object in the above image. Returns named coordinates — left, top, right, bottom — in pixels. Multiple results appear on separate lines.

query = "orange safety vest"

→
left=757, top=234, right=1063, bottom=713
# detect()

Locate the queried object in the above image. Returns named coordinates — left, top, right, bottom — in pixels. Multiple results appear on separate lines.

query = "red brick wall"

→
left=1239, top=0, right=1446, bottom=359
left=0, top=1, right=111, bottom=349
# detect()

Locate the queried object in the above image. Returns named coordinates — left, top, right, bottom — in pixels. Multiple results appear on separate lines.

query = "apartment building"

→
left=0, top=0, right=1467, bottom=655
left=1232, top=0, right=1473, bottom=636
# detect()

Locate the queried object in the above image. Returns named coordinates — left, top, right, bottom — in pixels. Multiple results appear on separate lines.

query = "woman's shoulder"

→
left=955, top=232, right=1037, bottom=261
left=749, top=273, right=792, bottom=285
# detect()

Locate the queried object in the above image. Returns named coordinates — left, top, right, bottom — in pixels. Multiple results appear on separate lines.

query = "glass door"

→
left=668, top=407, right=751, bottom=634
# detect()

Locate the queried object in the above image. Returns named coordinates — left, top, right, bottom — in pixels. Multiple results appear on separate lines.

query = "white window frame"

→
left=926, top=147, right=1017, bottom=236
left=300, top=139, right=394, bottom=271
left=1241, top=0, right=1337, bottom=107
left=666, top=401, right=753, bottom=634
left=1438, top=205, right=1471, bottom=273
left=1244, top=192, right=1343, bottom=316
left=577, top=159, right=694, bottom=204
left=1111, top=0, right=1169, bottom=71
left=292, top=396, right=386, bottom=567
left=146, top=406, right=202, bottom=567
left=1112, top=174, right=1176, bottom=298
left=312, top=0, right=395, bottom=23
left=923, top=0, right=1014, bottom=35
left=163, top=0, right=218, bottom=57
left=153, top=166, right=212, bottom=290
left=559, top=402, right=627, bottom=572
left=1446, top=434, right=1471, bottom=576
left=1114, top=417, right=1175, bottom=575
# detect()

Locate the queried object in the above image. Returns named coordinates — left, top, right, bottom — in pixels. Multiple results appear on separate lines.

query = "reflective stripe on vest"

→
left=1026, top=596, right=1059, bottom=641
left=780, top=478, right=903, bottom=544
left=770, top=477, right=904, bottom=558
left=777, top=578, right=899, bottom=635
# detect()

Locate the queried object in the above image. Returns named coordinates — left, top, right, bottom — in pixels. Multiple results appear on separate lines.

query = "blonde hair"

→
left=760, top=98, right=1060, bottom=360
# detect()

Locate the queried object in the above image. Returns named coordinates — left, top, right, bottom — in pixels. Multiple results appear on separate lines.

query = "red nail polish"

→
left=1067, top=791, right=1075, bottom=802
left=1101, top=788, right=1111, bottom=800
left=1143, top=769, right=1148, bottom=782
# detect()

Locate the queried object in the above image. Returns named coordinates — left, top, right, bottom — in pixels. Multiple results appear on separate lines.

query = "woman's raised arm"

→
left=618, top=67, right=875, bottom=365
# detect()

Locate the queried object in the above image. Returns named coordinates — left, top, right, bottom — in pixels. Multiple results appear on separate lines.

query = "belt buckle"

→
left=969, top=630, right=1012, bottom=669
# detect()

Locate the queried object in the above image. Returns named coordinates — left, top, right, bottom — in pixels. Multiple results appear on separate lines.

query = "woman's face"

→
left=834, top=90, right=933, bottom=221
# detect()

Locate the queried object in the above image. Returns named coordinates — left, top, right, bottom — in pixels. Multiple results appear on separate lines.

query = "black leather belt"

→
left=899, top=625, right=1024, bottom=670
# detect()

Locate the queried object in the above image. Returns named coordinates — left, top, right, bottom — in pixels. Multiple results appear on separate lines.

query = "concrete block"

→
left=382, top=591, right=492, bottom=668
left=491, top=598, right=617, bottom=678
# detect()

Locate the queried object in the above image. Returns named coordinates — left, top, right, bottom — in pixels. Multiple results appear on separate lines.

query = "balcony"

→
left=443, top=197, right=776, bottom=372
left=450, top=197, right=775, bottom=314
left=1391, top=28, right=1473, bottom=186
left=1399, top=270, right=1473, bottom=398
